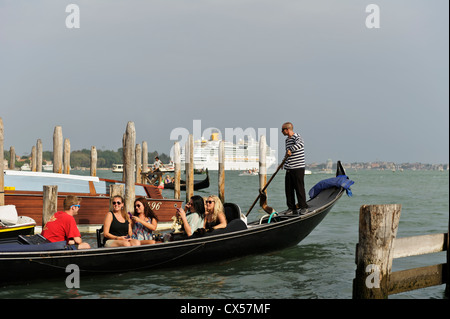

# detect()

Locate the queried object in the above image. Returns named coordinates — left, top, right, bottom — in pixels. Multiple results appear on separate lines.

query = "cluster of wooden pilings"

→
left=1, top=118, right=271, bottom=212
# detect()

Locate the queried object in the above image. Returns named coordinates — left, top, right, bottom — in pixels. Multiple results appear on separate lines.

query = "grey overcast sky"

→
left=1, top=0, right=448, bottom=164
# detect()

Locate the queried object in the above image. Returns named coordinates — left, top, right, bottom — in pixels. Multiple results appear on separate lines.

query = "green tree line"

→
left=4, top=148, right=171, bottom=169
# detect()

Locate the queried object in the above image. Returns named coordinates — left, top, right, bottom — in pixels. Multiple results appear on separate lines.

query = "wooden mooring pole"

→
left=135, top=143, right=142, bottom=184
left=36, top=139, right=43, bottom=172
left=354, top=203, right=448, bottom=299
left=353, top=204, right=402, bottom=299
left=218, top=140, right=225, bottom=203
left=53, top=126, right=63, bottom=174
left=90, top=146, right=97, bottom=177
left=9, top=146, right=15, bottom=170
left=142, top=141, right=149, bottom=184
left=259, top=135, right=267, bottom=207
left=123, top=122, right=136, bottom=214
left=185, top=134, right=194, bottom=202
left=64, top=138, right=70, bottom=174
left=173, top=141, right=181, bottom=200
left=42, top=185, right=58, bottom=227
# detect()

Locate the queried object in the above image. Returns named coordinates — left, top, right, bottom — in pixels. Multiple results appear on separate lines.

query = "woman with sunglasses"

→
left=103, top=196, right=140, bottom=247
left=130, top=197, right=159, bottom=244
left=204, top=195, right=227, bottom=231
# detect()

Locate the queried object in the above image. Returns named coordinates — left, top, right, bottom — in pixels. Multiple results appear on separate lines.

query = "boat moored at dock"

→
left=3, top=170, right=183, bottom=225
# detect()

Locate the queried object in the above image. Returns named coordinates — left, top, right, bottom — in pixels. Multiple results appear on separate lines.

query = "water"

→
left=1, top=168, right=448, bottom=299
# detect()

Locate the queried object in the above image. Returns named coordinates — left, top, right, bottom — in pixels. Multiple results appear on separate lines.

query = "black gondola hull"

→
left=0, top=162, right=349, bottom=285
left=0, top=188, right=342, bottom=285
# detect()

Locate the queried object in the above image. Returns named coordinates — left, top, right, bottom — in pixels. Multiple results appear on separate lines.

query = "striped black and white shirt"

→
left=284, top=133, right=305, bottom=169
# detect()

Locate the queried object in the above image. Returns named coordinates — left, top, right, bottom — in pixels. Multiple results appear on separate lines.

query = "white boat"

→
left=42, top=163, right=53, bottom=171
left=112, top=163, right=174, bottom=173
left=20, top=163, right=31, bottom=171
left=180, top=133, right=277, bottom=171
left=112, top=164, right=124, bottom=173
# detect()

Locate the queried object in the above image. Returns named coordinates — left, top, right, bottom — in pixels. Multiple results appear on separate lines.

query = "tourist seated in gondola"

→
left=176, top=195, right=205, bottom=237
left=204, top=195, right=227, bottom=231
left=41, top=195, right=91, bottom=250
left=130, top=197, right=159, bottom=245
left=103, top=196, right=140, bottom=247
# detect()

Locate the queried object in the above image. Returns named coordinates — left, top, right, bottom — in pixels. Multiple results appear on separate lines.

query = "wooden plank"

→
left=393, top=233, right=446, bottom=258
left=388, top=263, right=445, bottom=295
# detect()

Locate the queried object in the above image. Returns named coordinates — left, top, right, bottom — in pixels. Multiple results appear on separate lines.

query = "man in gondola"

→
left=282, top=122, right=309, bottom=215
left=41, top=195, right=91, bottom=249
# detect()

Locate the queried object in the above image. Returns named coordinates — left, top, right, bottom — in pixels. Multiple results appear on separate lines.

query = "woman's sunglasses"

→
left=112, top=201, right=122, bottom=205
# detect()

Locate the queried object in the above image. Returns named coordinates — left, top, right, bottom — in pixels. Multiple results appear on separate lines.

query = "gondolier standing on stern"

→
left=282, top=122, right=309, bottom=215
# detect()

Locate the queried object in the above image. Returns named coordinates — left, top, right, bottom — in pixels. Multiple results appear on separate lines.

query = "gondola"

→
left=0, top=162, right=352, bottom=285
left=162, top=169, right=210, bottom=191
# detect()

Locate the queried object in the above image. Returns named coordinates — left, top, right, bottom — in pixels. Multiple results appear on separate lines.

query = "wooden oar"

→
left=246, top=154, right=288, bottom=217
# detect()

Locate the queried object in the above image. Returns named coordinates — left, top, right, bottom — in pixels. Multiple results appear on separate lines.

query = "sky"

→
left=1, top=0, right=448, bottom=165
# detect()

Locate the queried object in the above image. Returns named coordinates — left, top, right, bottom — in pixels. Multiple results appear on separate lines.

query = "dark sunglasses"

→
left=112, top=201, right=122, bottom=205
left=206, top=200, right=214, bottom=204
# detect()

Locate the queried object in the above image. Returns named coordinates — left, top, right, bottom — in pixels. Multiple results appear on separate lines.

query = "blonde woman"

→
left=204, top=195, right=227, bottom=230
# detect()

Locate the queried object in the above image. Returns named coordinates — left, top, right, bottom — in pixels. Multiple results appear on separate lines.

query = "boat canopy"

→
left=4, top=170, right=148, bottom=197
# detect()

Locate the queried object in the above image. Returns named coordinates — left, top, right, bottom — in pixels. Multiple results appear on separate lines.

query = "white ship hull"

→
left=180, top=137, right=277, bottom=171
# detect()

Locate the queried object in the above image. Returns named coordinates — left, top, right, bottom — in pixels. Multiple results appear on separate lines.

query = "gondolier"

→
left=282, top=122, right=308, bottom=214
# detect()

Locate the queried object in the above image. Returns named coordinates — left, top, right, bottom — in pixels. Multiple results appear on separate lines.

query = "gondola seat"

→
left=223, top=202, right=241, bottom=223
left=96, top=226, right=104, bottom=248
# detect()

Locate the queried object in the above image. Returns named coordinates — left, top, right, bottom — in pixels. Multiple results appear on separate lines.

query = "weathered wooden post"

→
left=185, top=134, right=194, bottom=202
left=9, top=146, right=15, bottom=170
left=142, top=141, right=149, bottom=184
left=218, top=140, right=225, bottom=203
left=135, top=143, right=142, bottom=184
left=259, top=135, right=267, bottom=207
left=31, top=146, right=37, bottom=172
left=53, top=126, right=63, bottom=174
left=0, top=117, right=4, bottom=206
left=109, top=184, right=124, bottom=212
left=36, top=139, right=43, bottom=172
left=42, top=185, right=58, bottom=227
left=123, top=122, right=136, bottom=214
left=90, top=146, right=97, bottom=177
left=353, top=204, right=402, bottom=299
left=64, top=138, right=70, bottom=174
left=173, top=141, right=181, bottom=200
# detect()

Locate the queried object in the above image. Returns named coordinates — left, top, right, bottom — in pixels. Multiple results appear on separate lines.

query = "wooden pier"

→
left=353, top=204, right=449, bottom=299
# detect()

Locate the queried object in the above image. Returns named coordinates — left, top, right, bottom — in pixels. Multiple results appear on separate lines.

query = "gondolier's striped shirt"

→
left=284, top=133, right=305, bottom=170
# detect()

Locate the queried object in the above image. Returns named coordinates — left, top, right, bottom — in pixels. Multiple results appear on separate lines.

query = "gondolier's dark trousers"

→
left=285, top=168, right=307, bottom=210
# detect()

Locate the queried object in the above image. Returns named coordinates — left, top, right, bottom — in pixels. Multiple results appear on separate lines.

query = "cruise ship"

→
left=180, top=133, right=277, bottom=171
